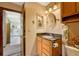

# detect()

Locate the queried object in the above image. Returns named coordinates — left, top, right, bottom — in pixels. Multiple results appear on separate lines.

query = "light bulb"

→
left=48, top=8, right=52, bottom=12
left=53, top=5, right=58, bottom=10
left=45, top=11, right=48, bottom=14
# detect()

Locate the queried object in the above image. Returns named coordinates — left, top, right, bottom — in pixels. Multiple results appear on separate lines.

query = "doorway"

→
left=3, top=10, right=23, bottom=56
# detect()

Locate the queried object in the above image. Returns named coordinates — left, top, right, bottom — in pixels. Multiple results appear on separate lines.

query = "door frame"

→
left=22, top=3, right=25, bottom=56
left=0, top=6, right=25, bottom=56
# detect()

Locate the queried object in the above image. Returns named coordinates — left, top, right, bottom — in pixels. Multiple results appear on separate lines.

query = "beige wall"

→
left=0, top=2, right=22, bottom=12
left=24, top=2, right=46, bottom=55
left=24, top=2, right=62, bottom=56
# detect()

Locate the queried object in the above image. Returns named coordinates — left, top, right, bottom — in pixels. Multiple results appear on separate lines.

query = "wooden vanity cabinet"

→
left=61, top=2, right=79, bottom=18
left=76, top=2, right=79, bottom=13
left=36, top=36, right=62, bottom=56
left=61, top=2, right=76, bottom=18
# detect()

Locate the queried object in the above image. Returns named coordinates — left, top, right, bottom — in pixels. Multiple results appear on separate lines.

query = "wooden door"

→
left=0, top=8, right=3, bottom=56
left=76, top=2, right=79, bottom=13
left=62, top=2, right=76, bottom=17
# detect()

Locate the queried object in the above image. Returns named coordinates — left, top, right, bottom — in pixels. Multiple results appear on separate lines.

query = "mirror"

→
left=46, top=13, right=56, bottom=30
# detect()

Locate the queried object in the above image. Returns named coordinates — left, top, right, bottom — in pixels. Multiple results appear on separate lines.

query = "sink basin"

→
left=37, top=33, right=62, bottom=41
left=42, top=35, right=56, bottom=40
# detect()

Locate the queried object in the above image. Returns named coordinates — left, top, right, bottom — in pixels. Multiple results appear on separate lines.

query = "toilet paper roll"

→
left=52, top=43, right=58, bottom=48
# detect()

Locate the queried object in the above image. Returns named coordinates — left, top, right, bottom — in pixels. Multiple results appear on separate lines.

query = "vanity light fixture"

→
left=45, top=8, right=53, bottom=15
left=46, top=3, right=58, bottom=14
left=45, top=5, right=57, bottom=14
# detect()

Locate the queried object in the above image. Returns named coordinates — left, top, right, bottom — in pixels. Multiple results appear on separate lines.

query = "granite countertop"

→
left=37, top=33, right=62, bottom=41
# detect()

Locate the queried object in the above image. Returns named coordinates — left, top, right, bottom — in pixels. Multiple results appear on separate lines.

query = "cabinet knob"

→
left=52, top=42, right=58, bottom=48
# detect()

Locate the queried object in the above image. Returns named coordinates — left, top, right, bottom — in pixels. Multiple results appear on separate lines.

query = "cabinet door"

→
left=62, top=2, right=76, bottom=17
left=77, top=2, right=79, bottom=13
left=42, top=39, right=52, bottom=56
left=52, top=39, right=62, bottom=56
left=36, top=37, right=42, bottom=56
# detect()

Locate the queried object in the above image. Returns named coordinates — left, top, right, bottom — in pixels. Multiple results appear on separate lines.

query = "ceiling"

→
left=12, top=2, right=24, bottom=6
left=37, top=2, right=50, bottom=6
left=12, top=2, right=50, bottom=6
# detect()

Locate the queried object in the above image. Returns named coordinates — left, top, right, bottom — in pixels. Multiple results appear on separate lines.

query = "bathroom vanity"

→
left=36, top=33, right=62, bottom=56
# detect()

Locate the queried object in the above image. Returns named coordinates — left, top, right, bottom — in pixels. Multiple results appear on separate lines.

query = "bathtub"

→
left=63, top=45, right=79, bottom=56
